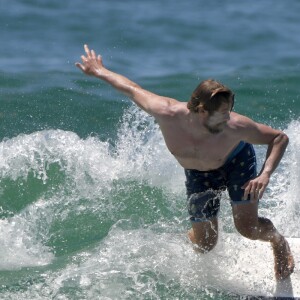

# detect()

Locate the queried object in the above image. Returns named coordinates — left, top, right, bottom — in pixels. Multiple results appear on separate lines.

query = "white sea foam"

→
left=0, top=106, right=183, bottom=271
left=0, top=109, right=299, bottom=298
left=0, top=199, right=54, bottom=270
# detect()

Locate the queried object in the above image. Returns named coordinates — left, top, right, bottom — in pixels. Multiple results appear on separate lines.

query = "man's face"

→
left=203, top=102, right=231, bottom=134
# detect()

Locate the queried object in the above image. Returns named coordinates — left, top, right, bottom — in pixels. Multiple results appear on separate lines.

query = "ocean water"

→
left=1, top=0, right=300, bottom=299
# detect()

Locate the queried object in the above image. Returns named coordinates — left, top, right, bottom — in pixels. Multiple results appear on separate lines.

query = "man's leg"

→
left=188, top=217, right=218, bottom=253
left=184, top=168, right=222, bottom=253
left=232, top=202, right=294, bottom=280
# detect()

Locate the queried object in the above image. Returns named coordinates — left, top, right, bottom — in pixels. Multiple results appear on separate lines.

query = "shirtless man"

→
left=76, top=44, right=294, bottom=280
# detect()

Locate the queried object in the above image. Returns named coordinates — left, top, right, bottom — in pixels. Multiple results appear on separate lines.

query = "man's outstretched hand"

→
left=75, top=44, right=104, bottom=77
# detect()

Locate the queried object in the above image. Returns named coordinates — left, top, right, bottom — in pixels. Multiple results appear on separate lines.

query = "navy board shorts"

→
left=185, top=141, right=257, bottom=222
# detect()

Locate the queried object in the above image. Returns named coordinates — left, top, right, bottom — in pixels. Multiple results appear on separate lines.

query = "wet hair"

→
left=187, top=79, right=234, bottom=114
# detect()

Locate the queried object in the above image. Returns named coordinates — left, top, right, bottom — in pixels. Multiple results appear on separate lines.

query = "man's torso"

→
left=155, top=102, right=244, bottom=171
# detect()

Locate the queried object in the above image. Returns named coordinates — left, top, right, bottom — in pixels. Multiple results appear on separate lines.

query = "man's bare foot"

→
left=272, top=236, right=295, bottom=280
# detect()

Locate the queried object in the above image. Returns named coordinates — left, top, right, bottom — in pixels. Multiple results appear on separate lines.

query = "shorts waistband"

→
left=224, top=141, right=246, bottom=165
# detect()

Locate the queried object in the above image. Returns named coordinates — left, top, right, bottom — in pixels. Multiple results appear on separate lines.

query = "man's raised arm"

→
left=75, top=45, right=175, bottom=117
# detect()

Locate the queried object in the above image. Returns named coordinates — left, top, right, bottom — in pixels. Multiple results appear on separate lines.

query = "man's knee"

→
left=235, top=225, right=259, bottom=240
left=234, top=219, right=259, bottom=240
left=232, top=202, right=260, bottom=240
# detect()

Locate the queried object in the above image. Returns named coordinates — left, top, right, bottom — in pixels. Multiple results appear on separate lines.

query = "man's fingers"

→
left=242, top=182, right=258, bottom=201
left=242, top=178, right=267, bottom=201
left=75, top=62, right=85, bottom=72
left=82, top=46, right=98, bottom=61
left=84, top=44, right=91, bottom=57
left=243, top=186, right=250, bottom=200
left=81, top=55, right=87, bottom=62
left=243, top=185, right=264, bottom=202
left=91, top=49, right=96, bottom=59
left=250, top=184, right=257, bottom=201
left=76, top=45, right=102, bottom=75
left=242, top=180, right=251, bottom=200
left=258, top=187, right=265, bottom=200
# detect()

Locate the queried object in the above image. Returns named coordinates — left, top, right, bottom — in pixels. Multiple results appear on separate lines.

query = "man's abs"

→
left=173, top=141, right=245, bottom=171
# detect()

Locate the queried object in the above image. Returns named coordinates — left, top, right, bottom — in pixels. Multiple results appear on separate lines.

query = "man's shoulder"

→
left=227, top=113, right=260, bottom=138
left=230, top=112, right=248, bottom=120
left=229, top=112, right=256, bottom=127
left=157, top=99, right=188, bottom=117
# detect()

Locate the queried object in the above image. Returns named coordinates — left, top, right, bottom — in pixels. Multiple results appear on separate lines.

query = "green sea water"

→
left=1, top=0, right=300, bottom=299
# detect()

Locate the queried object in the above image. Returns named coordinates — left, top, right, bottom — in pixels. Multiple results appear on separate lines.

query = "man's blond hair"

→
left=187, top=79, right=234, bottom=114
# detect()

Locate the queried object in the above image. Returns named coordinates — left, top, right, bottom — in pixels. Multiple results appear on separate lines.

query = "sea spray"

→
left=0, top=106, right=299, bottom=298
left=271, top=120, right=300, bottom=236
